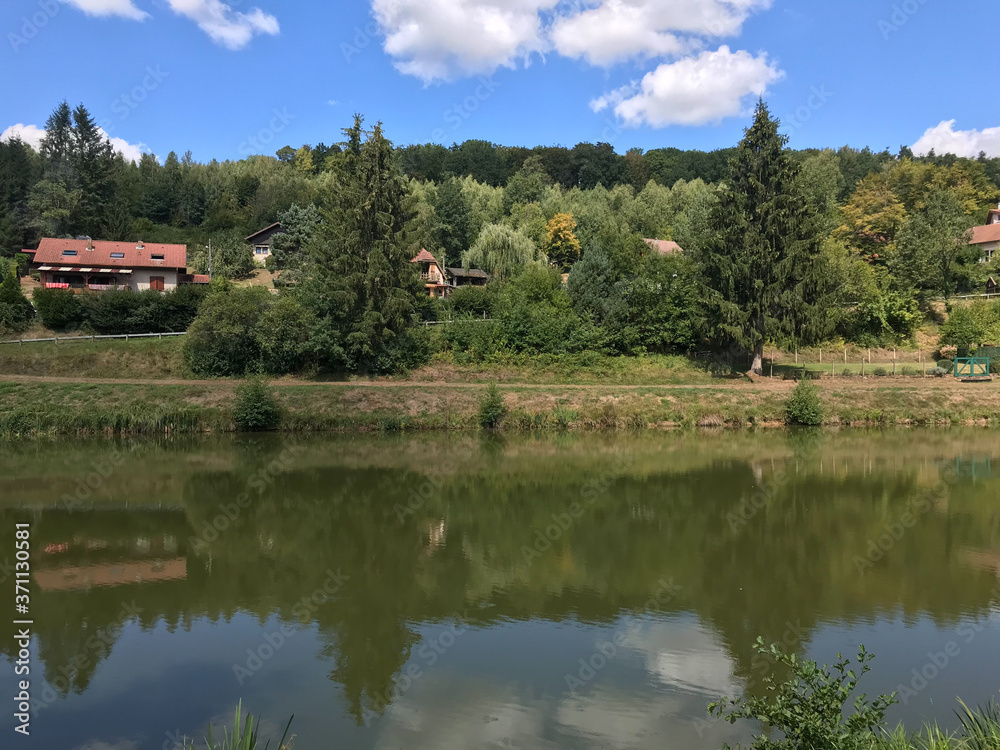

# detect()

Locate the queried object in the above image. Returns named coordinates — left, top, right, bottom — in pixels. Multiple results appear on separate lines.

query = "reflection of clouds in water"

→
left=622, top=618, right=742, bottom=697
left=376, top=681, right=552, bottom=749
left=374, top=617, right=749, bottom=749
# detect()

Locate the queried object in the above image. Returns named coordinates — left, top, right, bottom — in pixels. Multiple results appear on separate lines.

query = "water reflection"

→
left=0, top=431, right=998, bottom=749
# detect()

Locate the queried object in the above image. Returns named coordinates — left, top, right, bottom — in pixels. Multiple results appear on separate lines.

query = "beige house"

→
left=23, top=238, right=208, bottom=292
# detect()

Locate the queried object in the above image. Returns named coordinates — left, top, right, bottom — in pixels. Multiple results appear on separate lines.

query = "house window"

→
left=255, top=245, right=269, bottom=255
left=62, top=250, right=78, bottom=256
left=149, top=276, right=165, bottom=292
left=151, top=254, right=165, bottom=261
left=110, top=252, right=125, bottom=259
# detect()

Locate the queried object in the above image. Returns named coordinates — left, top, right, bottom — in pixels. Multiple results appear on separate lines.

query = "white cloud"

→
left=61, top=0, right=149, bottom=21
left=1, top=123, right=148, bottom=163
left=372, top=0, right=558, bottom=83
left=912, top=120, right=1000, bottom=158
left=1, top=123, right=46, bottom=151
left=550, top=0, right=771, bottom=67
left=591, top=46, right=783, bottom=127
left=165, top=0, right=279, bottom=50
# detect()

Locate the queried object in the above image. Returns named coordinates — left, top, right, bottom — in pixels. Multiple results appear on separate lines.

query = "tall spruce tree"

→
left=304, top=115, right=419, bottom=371
left=70, top=104, right=114, bottom=235
left=699, top=100, right=831, bottom=375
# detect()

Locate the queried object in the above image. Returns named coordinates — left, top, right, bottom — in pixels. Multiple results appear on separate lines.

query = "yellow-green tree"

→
left=543, top=212, right=581, bottom=271
left=833, top=175, right=907, bottom=260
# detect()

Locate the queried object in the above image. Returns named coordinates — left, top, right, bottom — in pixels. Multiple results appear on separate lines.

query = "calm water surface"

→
left=1, top=431, right=999, bottom=750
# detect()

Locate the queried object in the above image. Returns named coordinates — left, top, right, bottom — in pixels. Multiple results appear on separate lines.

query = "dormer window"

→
left=151, top=254, right=164, bottom=261
left=110, top=252, right=125, bottom=259
left=62, top=250, right=78, bottom=256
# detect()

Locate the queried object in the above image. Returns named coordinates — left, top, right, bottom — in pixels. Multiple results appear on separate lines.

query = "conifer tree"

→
left=304, top=115, right=418, bottom=371
left=699, top=100, right=832, bottom=375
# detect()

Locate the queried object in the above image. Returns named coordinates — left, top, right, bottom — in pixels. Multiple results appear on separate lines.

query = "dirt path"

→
left=0, top=373, right=984, bottom=391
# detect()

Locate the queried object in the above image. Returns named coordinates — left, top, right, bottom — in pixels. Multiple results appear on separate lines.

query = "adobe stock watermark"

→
left=725, top=466, right=790, bottom=534
left=784, top=85, right=833, bottom=133
left=360, top=620, right=468, bottom=727
left=239, top=108, right=296, bottom=156
left=521, top=452, right=634, bottom=567
left=853, top=462, right=959, bottom=575
left=565, top=578, right=681, bottom=694
left=32, top=601, right=143, bottom=717
left=232, top=568, right=350, bottom=685
left=894, top=587, right=1000, bottom=705
left=878, top=0, right=933, bottom=40
left=693, top=619, right=809, bottom=738
left=98, top=66, right=169, bottom=138
left=340, top=21, right=380, bottom=63
left=188, top=442, right=306, bottom=553
left=57, top=448, right=128, bottom=513
left=8, top=0, right=60, bottom=54
left=430, top=76, right=501, bottom=142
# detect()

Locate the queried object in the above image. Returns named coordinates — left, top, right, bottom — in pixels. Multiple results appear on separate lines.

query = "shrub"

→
left=929, top=366, right=948, bottom=378
left=937, top=359, right=954, bottom=374
left=900, top=366, right=920, bottom=376
left=873, top=366, right=888, bottom=377
left=478, top=382, right=508, bottom=429
left=708, top=639, right=896, bottom=750
left=785, top=378, right=824, bottom=426
left=33, top=288, right=83, bottom=330
left=233, top=377, right=282, bottom=431
left=840, top=368, right=853, bottom=378
left=0, top=263, right=34, bottom=334
left=185, top=287, right=270, bottom=376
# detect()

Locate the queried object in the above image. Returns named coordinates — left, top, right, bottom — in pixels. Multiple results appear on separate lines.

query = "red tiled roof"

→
left=180, top=273, right=211, bottom=284
left=971, top=225, right=1000, bottom=245
left=643, top=238, right=684, bottom=255
left=411, top=249, right=438, bottom=264
left=25, top=238, right=187, bottom=269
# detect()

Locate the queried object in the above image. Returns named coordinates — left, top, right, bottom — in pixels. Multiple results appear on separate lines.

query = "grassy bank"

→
left=5, top=377, right=1000, bottom=436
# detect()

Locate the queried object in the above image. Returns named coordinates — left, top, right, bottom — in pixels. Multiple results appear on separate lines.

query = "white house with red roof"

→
left=970, top=205, right=1000, bottom=263
left=22, top=238, right=208, bottom=292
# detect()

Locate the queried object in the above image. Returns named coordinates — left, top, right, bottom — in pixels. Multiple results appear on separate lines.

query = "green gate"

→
left=954, top=356, right=991, bottom=379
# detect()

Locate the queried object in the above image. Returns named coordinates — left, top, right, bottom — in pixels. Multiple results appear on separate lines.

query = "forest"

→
left=2, top=99, right=1000, bottom=375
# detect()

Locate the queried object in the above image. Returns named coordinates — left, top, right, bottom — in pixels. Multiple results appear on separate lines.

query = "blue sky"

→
left=2, top=0, right=998, bottom=163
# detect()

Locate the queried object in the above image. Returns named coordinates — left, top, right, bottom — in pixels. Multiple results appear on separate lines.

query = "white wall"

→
left=128, top=269, right=181, bottom=292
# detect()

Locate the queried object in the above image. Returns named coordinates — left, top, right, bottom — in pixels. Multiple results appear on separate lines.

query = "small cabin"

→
left=988, top=277, right=998, bottom=296
left=245, top=222, right=285, bottom=266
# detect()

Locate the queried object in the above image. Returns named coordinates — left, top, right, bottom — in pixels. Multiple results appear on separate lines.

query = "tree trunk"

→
left=749, top=345, right=764, bottom=377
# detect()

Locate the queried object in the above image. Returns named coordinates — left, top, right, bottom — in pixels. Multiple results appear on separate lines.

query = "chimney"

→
left=136, top=241, right=144, bottom=251
left=85, top=236, right=93, bottom=251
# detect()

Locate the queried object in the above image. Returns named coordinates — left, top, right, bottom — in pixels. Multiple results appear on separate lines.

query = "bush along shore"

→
left=5, top=377, right=1000, bottom=437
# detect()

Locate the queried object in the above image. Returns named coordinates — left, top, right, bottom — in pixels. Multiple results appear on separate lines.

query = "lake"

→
left=1, top=430, right=999, bottom=749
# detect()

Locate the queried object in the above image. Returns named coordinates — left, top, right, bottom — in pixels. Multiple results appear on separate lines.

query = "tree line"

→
left=3, top=99, right=1000, bottom=373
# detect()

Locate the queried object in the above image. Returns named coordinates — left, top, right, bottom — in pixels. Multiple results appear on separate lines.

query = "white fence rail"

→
left=0, top=332, right=188, bottom=345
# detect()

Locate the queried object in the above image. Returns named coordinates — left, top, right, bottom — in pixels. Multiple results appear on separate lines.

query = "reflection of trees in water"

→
left=4, top=436, right=1000, bottom=717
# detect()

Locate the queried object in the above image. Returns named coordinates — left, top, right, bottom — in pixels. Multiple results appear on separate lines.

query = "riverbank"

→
left=3, top=376, right=1000, bottom=436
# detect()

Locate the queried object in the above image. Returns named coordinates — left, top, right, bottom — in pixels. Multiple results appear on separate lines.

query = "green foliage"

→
left=184, top=287, right=270, bottom=376
left=873, top=367, right=888, bottom=377
left=33, top=287, right=82, bottom=330
left=936, top=359, right=954, bottom=374
left=478, top=383, right=508, bottom=429
left=785, top=378, right=825, bottom=426
left=0, top=262, right=34, bottom=333
left=929, top=366, right=948, bottom=377
left=463, top=223, right=540, bottom=281
left=232, top=377, right=282, bottom=432
left=890, top=188, right=978, bottom=301
left=301, top=115, right=420, bottom=373
left=939, top=303, right=1000, bottom=350
left=183, top=700, right=293, bottom=750
left=699, top=101, right=834, bottom=374
left=708, top=639, right=897, bottom=750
